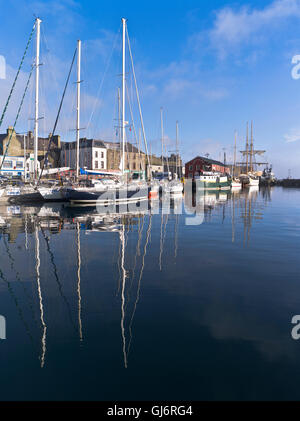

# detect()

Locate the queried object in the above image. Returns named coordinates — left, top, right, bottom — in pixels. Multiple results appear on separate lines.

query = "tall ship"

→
left=237, top=122, right=269, bottom=187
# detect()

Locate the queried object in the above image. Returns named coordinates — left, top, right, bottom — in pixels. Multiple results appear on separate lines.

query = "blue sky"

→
left=0, top=0, right=300, bottom=177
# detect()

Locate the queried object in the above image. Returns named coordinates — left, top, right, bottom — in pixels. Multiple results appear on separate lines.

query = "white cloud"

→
left=192, top=0, right=300, bottom=59
left=284, top=128, right=300, bottom=142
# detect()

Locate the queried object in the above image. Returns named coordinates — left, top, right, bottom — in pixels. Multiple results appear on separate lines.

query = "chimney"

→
left=7, top=126, right=15, bottom=136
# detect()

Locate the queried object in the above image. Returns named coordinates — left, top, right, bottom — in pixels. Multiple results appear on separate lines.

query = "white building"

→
left=0, top=154, right=39, bottom=179
left=61, top=138, right=107, bottom=171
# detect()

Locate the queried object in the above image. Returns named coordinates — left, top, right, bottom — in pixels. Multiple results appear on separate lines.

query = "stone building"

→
left=0, top=126, right=61, bottom=169
left=104, top=141, right=146, bottom=175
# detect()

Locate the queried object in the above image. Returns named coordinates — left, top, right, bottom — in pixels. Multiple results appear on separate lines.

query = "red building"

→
left=185, top=156, right=230, bottom=179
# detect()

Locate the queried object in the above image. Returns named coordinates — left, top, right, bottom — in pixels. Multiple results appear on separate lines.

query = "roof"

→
left=185, top=156, right=228, bottom=167
left=0, top=129, right=60, bottom=151
left=61, top=138, right=106, bottom=149
left=103, top=141, right=140, bottom=153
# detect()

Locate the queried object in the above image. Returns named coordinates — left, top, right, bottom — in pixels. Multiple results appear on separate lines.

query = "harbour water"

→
left=0, top=187, right=299, bottom=401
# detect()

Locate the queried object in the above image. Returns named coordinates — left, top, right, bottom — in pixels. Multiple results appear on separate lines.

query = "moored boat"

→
left=195, top=172, right=231, bottom=190
left=231, top=177, right=242, bottom=189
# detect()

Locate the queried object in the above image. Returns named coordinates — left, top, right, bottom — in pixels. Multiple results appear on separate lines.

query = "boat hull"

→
left=196, top=178, right=231, bottom=191
left=38, top=187, right=65, bottom=202
left=64, top=185, right=150, bottom=205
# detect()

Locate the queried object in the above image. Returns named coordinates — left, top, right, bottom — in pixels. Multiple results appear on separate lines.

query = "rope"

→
left=37, top=48, right=77, bottom=184
left=86, top=25, right=121, bottom=136
left=0, top=22, right=36, bottom=130
left=0, top=65, right=34, bottom=172
left=126, top=25, right=151, bottom=179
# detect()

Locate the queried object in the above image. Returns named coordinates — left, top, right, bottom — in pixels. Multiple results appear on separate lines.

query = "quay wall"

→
left=276, top=179, right=300, bottom=187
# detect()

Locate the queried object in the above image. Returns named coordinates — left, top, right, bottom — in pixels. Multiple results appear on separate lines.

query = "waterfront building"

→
left=61, top=138, right=107, bottom=171
left=0, top=154, right=39, bottom=178
left=185, top=156, right=230, bottom=179
left=104, top=141, right=146, bottom=177
left=0, top=126, right=61, bottom=170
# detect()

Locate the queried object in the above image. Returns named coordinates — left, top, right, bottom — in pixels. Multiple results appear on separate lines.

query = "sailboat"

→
left=168, top=121, right=183, bottom=195
left=239, top=122, right=260, bottom=187
left=231, top=131, right=242, bottom=190
left=0, top=18, right=42, bottom=204
left=65, top=18, right=150, bottom=205
left=159, top=111, right=183, bottom=196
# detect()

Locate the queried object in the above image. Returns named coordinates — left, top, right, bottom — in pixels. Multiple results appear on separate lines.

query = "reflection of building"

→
left=61, top=138, right=107, bottom=171
left=185, top=156, right=230, bottom=179
left=0, top=127, right=61, bottom=170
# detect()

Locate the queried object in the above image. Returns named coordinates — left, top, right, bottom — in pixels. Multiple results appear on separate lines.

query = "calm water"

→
left=0, top=187, right=299, bottom=401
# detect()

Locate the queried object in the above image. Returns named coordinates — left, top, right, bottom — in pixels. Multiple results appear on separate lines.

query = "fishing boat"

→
left=260, top=166, right=276, bottom=185
left=195, top=172, right=231, bottom=190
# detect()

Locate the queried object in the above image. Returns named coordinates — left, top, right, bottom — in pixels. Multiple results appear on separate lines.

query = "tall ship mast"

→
left=237, top=121, right=269, bottom=186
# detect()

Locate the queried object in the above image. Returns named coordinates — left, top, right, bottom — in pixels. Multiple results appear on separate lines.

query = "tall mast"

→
left=34, top=18, right=41, bottom=181
left=246, top=122, right=249, bottom=174
left=160, top=107, right=164, bottom=171
left=122, top=18, right=126, bottom=177
left=250, top=121, right=253, bottom=173
left=76, top=39, right=81, bottom=180
left=118, top=87, right=121, bottom=142
left=234, top=130, right=237, bottom=177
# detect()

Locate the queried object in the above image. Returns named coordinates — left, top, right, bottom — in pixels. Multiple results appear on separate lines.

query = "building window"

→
left=95, top=161, right=98, bottom=169
left=16, top=162, right=23, bottom=168
left=3, top=161, right=12, bottom=169
left=189, top=165, right=193, bottom=170
left=95, top=151, right=98, bottom=158
left=133, top=162, right=136, bottom=170
left=101, top=161, right=104, bottom=169
left=101, top=151, right=104, bottom=159
left=196, top=165, right=200, bottom=171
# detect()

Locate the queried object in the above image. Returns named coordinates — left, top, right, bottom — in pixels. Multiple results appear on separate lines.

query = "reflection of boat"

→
left=199, top=192, right=218, bottom=208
